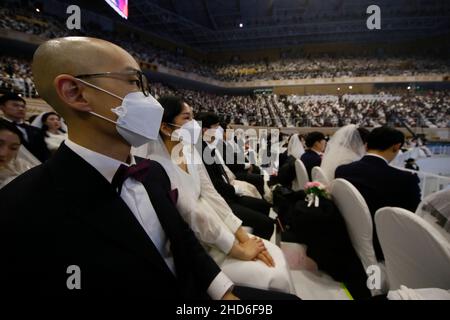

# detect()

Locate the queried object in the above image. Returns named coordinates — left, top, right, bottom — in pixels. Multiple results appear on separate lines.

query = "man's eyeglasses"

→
left=74, top=70, right=150, bottom=96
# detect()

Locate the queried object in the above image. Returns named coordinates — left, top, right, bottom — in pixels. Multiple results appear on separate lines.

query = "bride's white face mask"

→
left=169, top=119, right=201, bottom=145
left=76, top=78, right=164, bottom=147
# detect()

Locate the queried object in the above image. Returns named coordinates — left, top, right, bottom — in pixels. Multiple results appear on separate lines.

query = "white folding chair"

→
left=292, top=159, right=310, bottom=191
left=375, top=207, right=450, bottom=290
left=330, top=178, right=387, bottom=295
left=312, top=166, right=330, bottom=186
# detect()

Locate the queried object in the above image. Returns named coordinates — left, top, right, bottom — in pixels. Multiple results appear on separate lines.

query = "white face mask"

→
left=77, top=79, right=163, bottom=147
left=169, top=119, right=201, bottom=145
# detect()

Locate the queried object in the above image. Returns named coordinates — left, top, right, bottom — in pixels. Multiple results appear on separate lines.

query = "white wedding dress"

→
left=134, top=139, right=295, bottom=293
left=0, top=146, right=40, bottom=189
left=45, top=131, right=67, bottom=152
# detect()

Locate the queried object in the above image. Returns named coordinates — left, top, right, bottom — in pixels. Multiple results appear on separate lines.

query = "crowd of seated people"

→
left=1, top=5, right=449, bottom=82
left=0, top=56, right=36, bottom=97
left=150, top=82, right=450, bottom=129
left=1, top=55, right=449, bottom=129
left=277, top=92, right=450, bottom=128
left=1, top=52, right=449, bottom=129
left=211, top=55, right=450, bottom=82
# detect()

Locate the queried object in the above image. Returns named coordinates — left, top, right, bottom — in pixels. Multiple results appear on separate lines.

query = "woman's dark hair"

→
left=219, top=121, right=229, bottom=130
left=195, top=112, right=220, bottom=129
left=367, top=126, right=405, bottom=151
left=41, top=112, right=66, bottom=136
left=157, top=96, right=186, bottom=125
left=357, top=127, right=370, bottom=144
left=305, top=131, right=326, bottom=148
left=0, top=119, right=24, bottom=144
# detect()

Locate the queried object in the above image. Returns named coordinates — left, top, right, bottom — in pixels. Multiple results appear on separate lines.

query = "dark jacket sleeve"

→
left=334, top=164, right=347, bottom=179
left=203, top=162, right=237, bottom=200
left=278, top=155, right=296, bottom=188
left=202, top=143, right=237, bottom=201
left=24, top=126, right=51, bottom=162
left=400, top=172, right=422, bottom=213
left=222, top=142, right=246, bottom=175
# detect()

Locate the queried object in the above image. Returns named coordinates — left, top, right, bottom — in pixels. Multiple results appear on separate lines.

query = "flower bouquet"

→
left=304, top=181, right=330, bottom=207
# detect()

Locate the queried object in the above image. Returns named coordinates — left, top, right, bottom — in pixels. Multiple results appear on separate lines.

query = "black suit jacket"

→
left=277, top=155, right=296, bottom=189
left=220, top=141, right=247, bottom=176
left=201, top=141, right=237, bottom=202
left=335, top=155, right=421, bottom=260
left=0, top=119, right=51, bottom=162
left=0, top=143, right=220, bottom=297
left=300, top=149, right=322, bottom=181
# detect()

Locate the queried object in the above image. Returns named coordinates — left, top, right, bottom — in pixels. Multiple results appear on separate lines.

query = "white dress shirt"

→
left=65, top=139, right=233, bottom=299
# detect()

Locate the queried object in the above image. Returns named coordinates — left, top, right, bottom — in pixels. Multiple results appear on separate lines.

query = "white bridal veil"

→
left=320, top=124, right=366, bottom=180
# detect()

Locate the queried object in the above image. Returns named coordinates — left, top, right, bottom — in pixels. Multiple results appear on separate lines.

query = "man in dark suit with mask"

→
left=0, top=37, right=298, bottom=300
left=196, top=113, right=274, bottom=240
left=0, top=93, right=50, bottom=162
left=335, top=126, right=421, bottom=260
left=220, top=122, right=265, bottom=196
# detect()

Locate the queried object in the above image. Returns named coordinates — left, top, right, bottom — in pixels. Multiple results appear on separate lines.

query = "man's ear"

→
left=54, top=75, right=91, bottom=112
left=160, top=122, right=172, bottom=137
left=392, top=142, right=402, bottom=153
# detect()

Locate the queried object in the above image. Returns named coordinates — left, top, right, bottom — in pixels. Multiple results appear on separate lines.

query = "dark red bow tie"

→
left=112, top=159, right=152, bottom=194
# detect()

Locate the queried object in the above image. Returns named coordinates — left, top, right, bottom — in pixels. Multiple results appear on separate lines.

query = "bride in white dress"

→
left=0, top=121, right=40, bottom=189
left=31, top=111, right=68, bottom=153
left=320, top=124, right=369, bottom=181
left=133, top=96, right=295, bottom=294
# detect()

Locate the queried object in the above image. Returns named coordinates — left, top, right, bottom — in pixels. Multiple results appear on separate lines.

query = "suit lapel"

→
left=47, top=144, right=175, bottom=279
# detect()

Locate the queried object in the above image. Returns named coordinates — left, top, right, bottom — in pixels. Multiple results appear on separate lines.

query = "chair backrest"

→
left=330, top=178, right=378, bottom=272
left=292, top=159, right=310, bottom=191
left=375, top=207, right=450, bottom=290
left=312, top=166, right=330, bottom=186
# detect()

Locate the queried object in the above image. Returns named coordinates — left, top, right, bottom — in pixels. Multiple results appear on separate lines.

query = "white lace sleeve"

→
left=197, top=162, right=243, bottom=234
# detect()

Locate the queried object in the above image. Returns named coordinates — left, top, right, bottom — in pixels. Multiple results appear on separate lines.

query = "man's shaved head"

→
left=32, top=37, right=137, bottom=117
left=31, top=36, right=144, bottom=159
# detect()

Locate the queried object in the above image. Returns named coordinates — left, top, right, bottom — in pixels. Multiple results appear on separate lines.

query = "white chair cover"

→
left=311, top=166, right=330, bottom=186
left=387, top=286, right=450, bottom=300
left=416, top=189, right=450, bottom=242
left=375, top=207, right=450, bottom=290
left=330, top=178, right=387, bottom=295
left=291, top=159, right=310, bottom=191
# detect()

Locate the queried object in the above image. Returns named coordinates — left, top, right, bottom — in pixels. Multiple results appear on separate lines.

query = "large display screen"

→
left=105, top=0, right=128, bottom=19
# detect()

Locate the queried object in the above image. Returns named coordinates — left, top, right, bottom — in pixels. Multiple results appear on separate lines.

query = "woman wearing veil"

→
left=133, top=96, right=295, bottom=294
left=0, top=120, right=40, bottom=189
left=31, top=111, right=68, bottom=153
left=287, top=134, right=305, bottom=160
left=320, top=125, right=369, bottom=181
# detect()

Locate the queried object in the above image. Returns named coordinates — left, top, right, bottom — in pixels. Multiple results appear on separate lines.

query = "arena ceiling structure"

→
left=125, top=0, right=450, bottom=52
